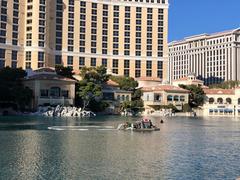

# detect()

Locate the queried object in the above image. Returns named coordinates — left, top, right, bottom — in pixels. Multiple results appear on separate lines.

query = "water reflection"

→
left=0, top=116, right=240, bottom=179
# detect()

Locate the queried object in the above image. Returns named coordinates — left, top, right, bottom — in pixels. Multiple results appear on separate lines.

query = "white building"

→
left=169, top=28, right=240, bottom=85
left=203, top=88, right=240, bottom=117
left=172, top=73, right=204, bottom=87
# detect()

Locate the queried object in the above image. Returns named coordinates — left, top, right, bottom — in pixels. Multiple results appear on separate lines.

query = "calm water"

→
left=0, top=115, right=240, bottom=180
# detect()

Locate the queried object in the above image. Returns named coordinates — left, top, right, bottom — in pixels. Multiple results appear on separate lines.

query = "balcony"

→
left=38, top=96, right=73, bottom=106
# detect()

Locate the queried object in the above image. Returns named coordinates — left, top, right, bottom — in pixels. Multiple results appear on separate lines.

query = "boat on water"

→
left=117, top=119, right=160, bottom=132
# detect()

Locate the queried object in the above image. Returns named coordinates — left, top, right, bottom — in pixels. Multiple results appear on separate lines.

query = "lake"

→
left=0, top=115, right=240, bottom=180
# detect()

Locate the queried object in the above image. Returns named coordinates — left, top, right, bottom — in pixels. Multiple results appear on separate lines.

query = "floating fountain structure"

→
left=34, top=105, right=96, bottom=117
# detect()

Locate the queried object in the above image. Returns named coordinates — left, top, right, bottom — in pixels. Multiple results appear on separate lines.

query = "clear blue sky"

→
left=168, top=0, right=240, bottom=42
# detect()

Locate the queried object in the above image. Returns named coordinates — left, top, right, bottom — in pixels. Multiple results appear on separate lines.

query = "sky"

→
left=168, top=0, right=240, bottom=42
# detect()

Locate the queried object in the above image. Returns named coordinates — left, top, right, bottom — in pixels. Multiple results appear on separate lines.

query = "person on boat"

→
left=149, top=120, right=153, bottom=128
left=141, top=119, right=145, bottom=129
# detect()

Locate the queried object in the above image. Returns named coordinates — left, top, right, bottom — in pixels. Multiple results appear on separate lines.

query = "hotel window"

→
left=102, top=58, right=107, bottom=67
left=38, top=52, right=45, bottom=68
left=112, top=59, right=118, bottom=68
left=25, top=50, right=31, bottom=68
left=55, top=0, right=63, bottom=50
left=124, top=60, right=130, bottom=68
left=157, top=9, right=164, bottom=57
left=112, top=69, right=118, bottom=74
left=124, top=69, right=130, bottom=77
left=135, top=70, right=141, bottom=78
left=38, top=0, right=46, bottom=47
left=91, top=3, right=97, bottom=54
left=146, top=70, right=152, bottom=77
left=112, top=6, right=119, bottom=55
left=38, top=52, right=44, bottom=62
left=79, top=1, right=86, bottom=53
left=79, top=57, right=85, bottom=68
left=0, top=48, right=5, bottom=68
left=135, top=60, right=141, bottom=69
left=11, top=50, right=18, bottom=68
left=68, top=0, right=74, bottom=52
left=12, top=1, right=19, bottom=45
left=67, top=56, right=73, bottom=69
left=25, top=51, right=31, bottom=61
left=135, top=7, right=142, bottom=56
left=124, top=6, right=131, bottom=56
left=55, top=55, right=62, bottom=65
left=146, top=60, right=152, bottom=69
left=91, top=58, right=96, bottom=67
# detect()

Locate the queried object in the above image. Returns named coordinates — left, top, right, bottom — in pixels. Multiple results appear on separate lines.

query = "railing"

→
left=38, top=97, right=73, bottom=106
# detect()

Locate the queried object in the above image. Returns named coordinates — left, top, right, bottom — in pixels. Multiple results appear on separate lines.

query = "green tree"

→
left=110, top=76, right=144, bottom=113
left=0, top=67, right=33, bottom=110
left=110, top=76, right=138, bottom=91
left=80, top=66, right=109, bottom=84
left=120, top=101, right=131, bottom=112
left=182, top=104, right=192, bottom=112
left=55, top=65, right=74, bottom=79
left=76, top=81, right=102, bottom=110
left=209, top=80, right=240, bottom=89
left=76, top=66, right=109, bottom=110
left=179, top=84, right=205, bottom=108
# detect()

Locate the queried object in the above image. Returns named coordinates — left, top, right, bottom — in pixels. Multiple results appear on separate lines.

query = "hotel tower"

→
left=0, top=0, right=169, bottom=80
left=169, top=28, right=240, bottom=85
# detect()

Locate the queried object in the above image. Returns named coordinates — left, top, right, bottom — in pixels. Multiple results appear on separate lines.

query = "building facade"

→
left=169, top=28, right=240, bottom=85
left=141, top=84, right=189, bottom=111
left=0, top=0, right=169, bottom=80
left=203, top=88, right=240, bottom=117
left=23, top=68, right=76, bottom=109
left=172, top=73, right=204, bottom=87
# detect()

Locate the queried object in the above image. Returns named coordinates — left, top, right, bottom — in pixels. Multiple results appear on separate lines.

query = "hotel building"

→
left=0, top=0, right=169, bottom=80
left=169, top=28, right=240, bottom=85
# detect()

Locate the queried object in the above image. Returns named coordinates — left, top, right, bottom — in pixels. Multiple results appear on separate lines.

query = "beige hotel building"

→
left=169, top=28, right=240, bottom=85
left=0, top=0, right=169, bottom=80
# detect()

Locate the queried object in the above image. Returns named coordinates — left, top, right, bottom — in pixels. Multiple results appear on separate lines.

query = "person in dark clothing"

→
left=149, top=120, right=153, bottom=128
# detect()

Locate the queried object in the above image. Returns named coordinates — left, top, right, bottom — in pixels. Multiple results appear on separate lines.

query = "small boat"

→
left=117, top=119, right=160, bottom=132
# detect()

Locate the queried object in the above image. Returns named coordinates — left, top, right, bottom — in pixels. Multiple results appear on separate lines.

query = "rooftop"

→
left=169, top=28, right=240, bottom=45
left=204, top=89, right=235, bottom=95
left=24, top=67, right=76, bottom=82
left=142, top=84, right=189, bottom=93
left=135, top=77, right=162, bottom=82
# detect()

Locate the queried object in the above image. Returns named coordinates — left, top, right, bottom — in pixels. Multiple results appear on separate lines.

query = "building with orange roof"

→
left=102, top=79, right=132, bottom=114
left=141, top=84, right=189, bottom=112
left=135, top=77, right=163, bottom=88
left=203, top=87, right=240, bottom=116
left=172, top=73, right=204, bottom=87
left=23, top=67, right=76, bottom=109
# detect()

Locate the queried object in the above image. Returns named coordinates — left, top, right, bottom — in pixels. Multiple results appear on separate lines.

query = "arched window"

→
left=122, top=95, right=125, bottom=101
left=209, top=97, right=214, bottom=104
left=238, top=98, right=240, bottom=105
left=217, top=98, right=223, bottom=104
left=50, top=87, right=61, bottom=97
left=226, top=98, right=232, bottom=104
left=180, top=96, right=185, bottom=102
left=126, top=95, right=129, bottom=101
left=117, top=95, right=121, bottom=101
left=174, top=95, right=179, bottom=101
left=167, top=95, right=173, bottom=101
